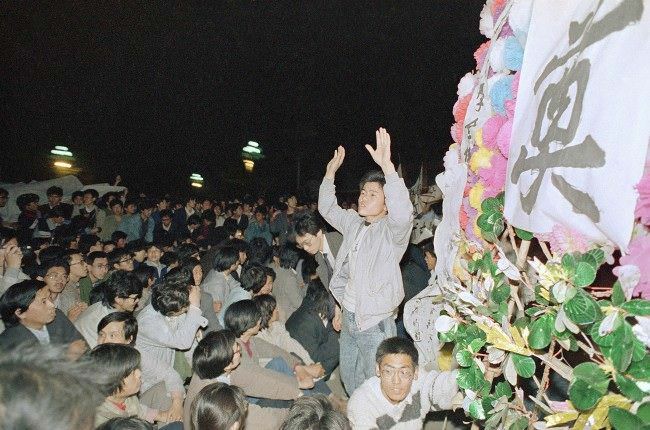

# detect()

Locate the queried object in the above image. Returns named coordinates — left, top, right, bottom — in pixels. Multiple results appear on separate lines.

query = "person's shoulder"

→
left=349, top=376, right=380, bottom=405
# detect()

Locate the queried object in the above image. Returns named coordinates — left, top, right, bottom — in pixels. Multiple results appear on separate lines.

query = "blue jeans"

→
left=247, top=357, right=331, bottom=408
left=340, top=308, right=396, bottom=396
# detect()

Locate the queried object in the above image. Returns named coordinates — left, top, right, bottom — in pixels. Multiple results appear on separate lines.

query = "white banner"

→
left=504, top=0, right=650, bottom=250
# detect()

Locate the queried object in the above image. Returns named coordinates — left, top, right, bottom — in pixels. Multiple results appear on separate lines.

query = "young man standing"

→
left=347, top=337, right=458, bottom=429
left=318, top=128, right=413, bottom=395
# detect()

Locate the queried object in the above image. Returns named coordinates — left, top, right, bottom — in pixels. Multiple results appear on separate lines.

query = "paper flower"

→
left=504, top=36, right=524, bottom=71
left=450, top=123, right=463, bottom=144
left=457, top=72, right=477, bottom=97
left=495, top=116, right=513, bottom=157
left=453, top=94, right=472, bottom=124
left=490, top=0, right=508, bottom=18
left=620, top=235, right=650, bottom=298
left=488, top=38, right=507, bottom=72
left=634, top=167, right=650, bottom=224
left=489, top=75, right=514, bottom=115
left=474, top=41, right=491, bottom=70
left=478, top=152, right=508, bottom=197
left=469, top=147, right=493, bottom=172
left=479, top=5, right=494, bottom=38
left=612, top=264, right=641, bottom=300
left=469, top=183, right=485, bottom=210
left=537, top=224, right=593, bottom=255
left=482, top=114, right=508, bottom=151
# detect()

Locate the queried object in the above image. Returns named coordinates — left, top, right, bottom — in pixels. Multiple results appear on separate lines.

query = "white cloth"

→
left=73, top=302, right=114, bottom=348
left=256, top=321, right=314, bottom=365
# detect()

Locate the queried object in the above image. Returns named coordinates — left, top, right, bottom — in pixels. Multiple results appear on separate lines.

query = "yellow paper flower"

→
left=469, top=146, right=492, bottom=172
left=468, top=183, right=485, bottom=209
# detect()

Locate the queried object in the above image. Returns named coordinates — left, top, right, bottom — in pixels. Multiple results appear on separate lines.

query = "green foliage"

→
left=528, top=313, right=554, bottom=349
left=511, top=354, right=535, bottom=378
left=609, top=407, right=647, bottom=430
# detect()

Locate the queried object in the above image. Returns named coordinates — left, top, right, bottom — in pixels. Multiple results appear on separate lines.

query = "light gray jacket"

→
left=318, top=172, right=413, bottom=331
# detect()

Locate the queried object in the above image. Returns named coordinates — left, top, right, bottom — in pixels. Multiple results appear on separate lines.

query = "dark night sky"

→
left=0, top=1, right=485, bottom=200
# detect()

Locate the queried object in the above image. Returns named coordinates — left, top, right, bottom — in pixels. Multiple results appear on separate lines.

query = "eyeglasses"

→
left=379, top=367, right=414, bottom=381
left=46, top=273, right=68, bottom=280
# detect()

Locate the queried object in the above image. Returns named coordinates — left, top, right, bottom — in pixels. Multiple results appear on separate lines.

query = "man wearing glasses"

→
left=347, top=337, right=458, bottom=429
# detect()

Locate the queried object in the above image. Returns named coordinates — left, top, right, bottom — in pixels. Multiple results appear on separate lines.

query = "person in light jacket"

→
left=318, top=128, right=413, bottom=395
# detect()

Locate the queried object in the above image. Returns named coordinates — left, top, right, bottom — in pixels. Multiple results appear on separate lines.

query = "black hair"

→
left=108, top=199, right=124, bottom=209
left=279, top=244, right=300, bottom=270
left=240, top=263, right=267, bottom=294
left=202, top=210, right=216, bottom=223
left=36, top=245, right=66, bottom=265
left=89, top=343, right=141, bottom=396
left=125, top=239, right=147, bottom=254
left=46, top=186, right=63, bottom=197
left=83, top=188, right=99, bottom=199
left=187, top=214, right=202, bottom=226
left=0, top=280, right=47, bottom=327
left=132, top=265, right=156, bottom=287
left=177, top=242, right=200, bottom=261
left=97, top=311, right=139, bottom=344
left=359, top=170, right=386, bottom=191
left=111, top=230, right=128, bottom=242
left=213, top=246, right=239, bottom=272
left=97, top=270, right=143, bottom=308
left=190, top=382, right=247, bottom=430
left=0, top=187, right=7, bottom=197
left=375, top=337, right=419, bottom=366
left=71, top=190, right=84, bottom=200
left=252, top=294, right=276, bottom=329
left=223, top=300, right=261, bottom=337
left=302, top=280, right=331, bottom=320
left=46, top=207, right=65, bottom=219
left=79, top=234, right=102, bottom=255
left=137, top=198, right=156, bottom=212
left=264, top=266, right=276, bottom=282
left=96, top=417, right=155, bottom=430
left=151, top=274, right=191, bottom=316
left=192, top=330, right=238, bottom=379
left=86, top=250, right=108, bottom=265
left=248, top=237, right=272, bottom=265
left=108, top=248, right=131, bottom=267
left=224, top=238, right=249, bottom=258
left=254, top=205, right=268, bottom=216
left=301, top=256, right=318, bottom=282
left=159, top=209, right=173, bottom=219
left=42, top=257, right=71, bottom=276
left=16, top=193, right=39, bottom=211
left=160, top=251, right=178, bottom=267
left=419, top=237, right=436, bottom=258
left=280, top=394, right=351, bottom=430
left=294, top=213, right=325, bottom=237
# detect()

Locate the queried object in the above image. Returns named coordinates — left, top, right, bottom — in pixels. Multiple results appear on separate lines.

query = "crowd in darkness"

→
left=0, top=129, right=456, bottom=430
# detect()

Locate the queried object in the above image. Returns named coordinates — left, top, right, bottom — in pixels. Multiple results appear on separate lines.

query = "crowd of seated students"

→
left=0, top=184, right=454, bottom=429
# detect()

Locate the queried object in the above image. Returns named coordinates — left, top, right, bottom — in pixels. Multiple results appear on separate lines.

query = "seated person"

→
left=96, top=417, right=154, bottom=430
left=78, top=251, right=109, bottom=304
left=144, top=243, right=167, bottom=281
left=97, top=311, right=138, bottom=345
left=253, top=294, right=315, bottom=367
left=74, top=270, right=143, bottom=348
left=136, top=274, right=207, bottom=421
left=347, top=337, right=459, bottom=429
left=189, top=382, right=247, bottom=430
left=201, top=245, right=241, bottom=315
left=272, top=245, right=305, bottom=322
left=285, top=280, right=340, bottom=380
left=108, top=248, right=135, bottom=272
left=178, top=259, right=222, bottom=331
left=217, top=263, right=272, bottom=326
left=185, top=330, right=287, bottom=430
left=0, top=280, right=86, bottom=359
left=280, top=395, right=351, bottom=430
left=90, top=343, right=174, bottom=427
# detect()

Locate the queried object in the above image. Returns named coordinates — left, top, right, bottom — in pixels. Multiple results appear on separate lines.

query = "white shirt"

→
left=321, top=236, right=336, bottom=270
left=27, top=325, right=50, bottom=345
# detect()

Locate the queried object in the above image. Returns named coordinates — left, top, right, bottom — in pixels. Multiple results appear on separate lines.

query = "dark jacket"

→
left=314, top=231, right=343, bottom=291
left=223, top=215, right=249, bottom=233
left=285, top=305, right=339, bottom=378
left=0, top=309, right=84, bottom=349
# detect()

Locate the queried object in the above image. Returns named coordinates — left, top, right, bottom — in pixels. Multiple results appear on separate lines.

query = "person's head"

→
left=159, top=209, right=173, bottom=227
left=99, top=270, right=143, bottom=311
left=177, top=242, right=200, bottom=261
left=213, top=245, right=240, bottom=273
left=280, top=394, right=351, bottom=430
left=79, top=234, right=103, bottom=255
left=71, top=190, right=84, bottom=205
left=123, top=199, right=137, bottom=215
left=190, top=382, right=247, bottom=430
left=286, top=194, right=298, bottom=209
left=82, top=188, right=99, bottom=206
left=97, top=311, right=138, bottom=345
left=302, top=280, right=332, bottom=320
left=42, top=259, right=70, bottom=294
left=103, top=241, right=116, bottom=253
left=151, top=274, right=191, bottom=316
left=419, top=238, right=437, bottom=271
left=224, top=299, right=262, bottom=338
left=375, top=337, right=419, bottom=405
left=63, top=249, right=89, bottom=279
left=240, top=263, right=268, bottom=295
left=202, top=209, right=216, bottom=225
left=262, top=266, right=275, bottom=295
left=46, top=207, right=65, bottom=225
left=111, top=230, right=128, bottom=249
left=279, top=244, right=300, bottom=270
left=109, top=199, right=124, bottom=216
left=157, top=196, right=170, bottom=211
left=253, top=205, right=267, bottom=223
left=253, top=294, right=278, bottom=329
left=229, top=203, right=243, bottom=218
left=0, top=187, right=9, bottom=208
left=89, top=343, right=142, bottom=398
left=294, top=213, right=326, bottom=255
left=132, top=264, right=157, bottom=290
left=193, top=330, right=241, bottom=379
left=358, top=170, right=387, bottom=220
left=17, top=193, right=39, bottom=212
left=145, top=243, right=162, bottom=263
left=96, top=417, right=154, bottom=430
left=248, top=237, right=272, bottom=265
left=186, top=197, right=197, bottom=209
left=160, top=250, right=178, bottom=269
left=0, top=280, right=55, bottom=329
left=109, top=248, right=134, bottom=271
left=138, top=199, right=155, bottom=219
left=86, top=251, right=109, bottom=282
left=181, top=257, right=203, bottom=286
left=225, top=238, right=249, bottom=264
left=0, top=346, right=106, bottom=430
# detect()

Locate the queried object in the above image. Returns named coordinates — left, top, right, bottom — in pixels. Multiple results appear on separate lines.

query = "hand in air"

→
left=365, top=127, right=395, bottom=174
left=325, top=146, right=345, bottom=180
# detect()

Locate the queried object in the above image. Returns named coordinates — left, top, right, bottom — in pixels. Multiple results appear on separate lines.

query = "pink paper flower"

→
left=620, top=235, right=650, bottom=298
left=634, top=167, right=650, bottom=224
left=537, top=224, right=593, bottom=255
left=474, top=41, right=491, bottom=70
left=491, top=0, right=508, bottom=17
left=450, top=122, right=463, bottom=144
left=482, top=114, right=508, bottom=151
left=478, top=152, right=508, bottom=196
left=495, top=117, right=512, bottom=157
left=453, top=94, right=472, bottom=124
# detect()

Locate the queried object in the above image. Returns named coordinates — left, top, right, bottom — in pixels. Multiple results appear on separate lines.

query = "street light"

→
left=190, top=173, right=204, bottom=188
left=242, top=141, right=264, bottom=173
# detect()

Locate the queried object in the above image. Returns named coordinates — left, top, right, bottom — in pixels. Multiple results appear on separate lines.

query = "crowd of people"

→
left=0, top=128, right=455, bottom=430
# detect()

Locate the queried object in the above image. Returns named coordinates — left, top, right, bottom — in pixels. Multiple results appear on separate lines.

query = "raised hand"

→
left=365, top=127, right=396, bottom=174
left=325, top=146, right=345, bottom=180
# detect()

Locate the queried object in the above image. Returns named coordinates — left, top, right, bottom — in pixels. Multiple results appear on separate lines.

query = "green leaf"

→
left=568, top=378, right=606, bottom=411
left=573, top=362, right=608, bottom=385
left=528, top=314, right=554, bottom=349
left=585, top=248, right=605, bottom=266
left=633, top=339, right=646, bottom=362
left=456, top=350, right=474, bottom=367
left=612, top=281, right=625, bottom=307
left=469, top=338, right=486, bottom=353
left=590, top=320, right=616, bottom=346
left=609, top=407, right=645, bottom=430
left=627, top=356, right=650, bottom=380
left=438, top=330, right=455, bottom=343
left=491, top=283, right=511, bottom=304
left=615, top=373, right=646, bottom=402
left=605, top=322, right=635, bottom=372
left=621, top=299, right=650, bottom=316
left=562, top=253, right=577, bottom=274
left=468, top=399, right=486, bottom=420
left=509, top=417, right=529, bottom=430
left=511, top=354, right=536, bottom=378
left=514, top=228, right=533, bottom=240
left=572, top=261, right=597, bottom=287
left=481, top=197, right=502, bottom=214
left=457, top=364, right=486, bottom=391
left=638, top=403, right=650, bottom=424
left=564, top=291, right=601, bottom=325
left=494, top=381, right=513, bottom=400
